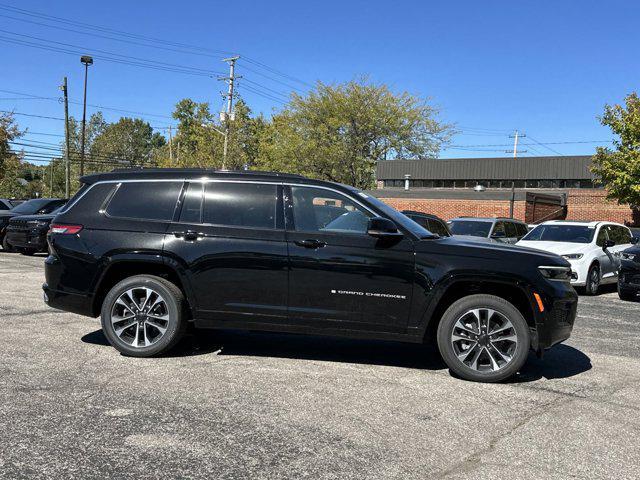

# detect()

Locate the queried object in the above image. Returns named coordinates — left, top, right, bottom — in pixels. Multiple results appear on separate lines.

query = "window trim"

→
left=284, top=184, right=377, bottom=236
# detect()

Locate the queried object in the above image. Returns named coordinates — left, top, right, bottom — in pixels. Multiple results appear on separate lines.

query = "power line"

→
left=526, top=135, right=563, bottom=156
left=0, top=3, right=312, bottom=89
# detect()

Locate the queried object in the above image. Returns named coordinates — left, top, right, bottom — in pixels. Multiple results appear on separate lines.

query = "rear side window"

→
left=504, top=222, right=517, bottom=238
left=106, top=181, right=182, bottom=221
left=427, top=219, right=450, bottom=237
left=203, top=182, right=277, bottom=229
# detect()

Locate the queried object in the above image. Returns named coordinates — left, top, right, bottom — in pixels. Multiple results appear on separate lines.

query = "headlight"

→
left=621, top=252, right=636, bottom=261
left=539, top=266, right=572, bottom=281
left=562, top=253, right=583, bottom=260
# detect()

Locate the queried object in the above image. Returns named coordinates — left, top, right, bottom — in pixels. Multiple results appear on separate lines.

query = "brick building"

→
left=371, top=156, right=637, bottom=225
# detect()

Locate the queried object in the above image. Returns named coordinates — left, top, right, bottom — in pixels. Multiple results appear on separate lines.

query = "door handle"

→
left=295, top=239, right=326, bottom=249
left=174, top=230, right=202, bottom=241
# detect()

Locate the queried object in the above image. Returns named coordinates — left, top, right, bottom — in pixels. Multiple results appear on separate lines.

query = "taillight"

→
left=49, top=224, right=83, bottom=235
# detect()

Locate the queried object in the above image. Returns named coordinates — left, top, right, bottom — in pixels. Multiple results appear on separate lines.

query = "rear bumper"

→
left=43, top=282, right=95, bottom=317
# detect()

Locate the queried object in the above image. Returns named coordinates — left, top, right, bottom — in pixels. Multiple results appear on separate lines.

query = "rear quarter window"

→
left=106, top=181, right=183, bottom=221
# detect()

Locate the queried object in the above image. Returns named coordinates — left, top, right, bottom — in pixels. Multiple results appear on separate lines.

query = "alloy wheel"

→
left=450, top=308, right=518, bottom=372
left=589, top=268, right=600, bottom=293
left=110, top=287, right=170, bottom=348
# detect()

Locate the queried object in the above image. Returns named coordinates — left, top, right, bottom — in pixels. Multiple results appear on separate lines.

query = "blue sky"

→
left=1, top=0, right=639, bottom=161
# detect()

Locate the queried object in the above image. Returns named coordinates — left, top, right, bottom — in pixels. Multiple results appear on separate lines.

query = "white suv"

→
left=516, top=220, right=635, bottom=294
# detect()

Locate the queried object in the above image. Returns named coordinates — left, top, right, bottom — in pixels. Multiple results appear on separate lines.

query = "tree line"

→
left=0, top=79, right=453, bottom=198
left=1, top=79, right=639, bottom=207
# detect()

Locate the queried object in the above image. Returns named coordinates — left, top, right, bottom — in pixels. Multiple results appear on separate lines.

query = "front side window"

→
left=428, top=219, right=450, bottom=237
left=290, top=186, right=372, bottom=234
left=491, top=222, right=507, bottom=238
left=595, top=226, right=608, bottom=247
left=106, top=181, right=182, bottom=221
left=203, top=182, right=277, bottom=229
left=504, top=222, right=518, bottom=238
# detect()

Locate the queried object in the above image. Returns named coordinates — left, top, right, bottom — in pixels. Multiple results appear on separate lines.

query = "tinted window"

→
left=107, top=182, right=182, bottom=221
left=449, top=220, right=492, bottom=237
left=524, top=224, right=596, bottom=244
left=595, top=226, right=608, bottom=247
left=516, top=223, right=528, bottom=237
left=504, top=222, right=517, bottom=238
left=203, top=182, right=277, bottom=229
left=10, top=199, right=65, bottom=215
left=291, top=186, right=372, bottom=234
left=179, top=182, right=203, bottom=223
left=427, top=219, right=450, bottom=237
left=0, top=202, right=9, bottom=210
left=608, top=225, right=632, bottom=245
left=491, top=222, right=506, bottom=238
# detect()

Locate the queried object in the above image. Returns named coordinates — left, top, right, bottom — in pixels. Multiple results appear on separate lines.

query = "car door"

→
left=164, top=180, right=289, bottom=324
left=285, top=184, right=415, bottom=333
left=595, top=225, right=616, bottom=279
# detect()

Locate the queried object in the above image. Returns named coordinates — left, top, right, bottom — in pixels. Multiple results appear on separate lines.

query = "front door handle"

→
left=295, top=239, right=326, bottom=249
left=174, top=230, right=202, bottom=241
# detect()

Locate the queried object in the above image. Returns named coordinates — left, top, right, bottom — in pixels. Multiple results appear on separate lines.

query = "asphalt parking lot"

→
left=1, top=253, right=639, bottom=479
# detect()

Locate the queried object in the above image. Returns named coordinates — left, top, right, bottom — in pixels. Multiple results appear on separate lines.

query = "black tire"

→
left=618, top=286, right=637, bottom=301
left=584, top=264, right=600, bottom=296
left=437, top=294, right=530, bottom=383
left=2, top=236, right=14, bottom=252
left=100, top=275, right=186, bottom=357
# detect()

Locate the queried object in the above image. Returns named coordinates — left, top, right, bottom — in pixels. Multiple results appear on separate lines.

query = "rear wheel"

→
left=584, top=264, right=600, bottom=295
left=101, top=275, right=186, bottom=357
left=437, top=294, right=530, bottom=383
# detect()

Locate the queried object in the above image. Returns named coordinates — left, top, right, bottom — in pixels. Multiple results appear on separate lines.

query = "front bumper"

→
left=618, top=261, right=640, bottom=293
left=5, top=228, right=48, bottom=251
left=530, top=281, right=578, bottom=352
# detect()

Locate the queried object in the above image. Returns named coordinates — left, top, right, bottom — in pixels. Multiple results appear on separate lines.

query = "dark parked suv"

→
left=1, top=198, right=67, bottom=251
left=44, top=169, right=577, bottom=382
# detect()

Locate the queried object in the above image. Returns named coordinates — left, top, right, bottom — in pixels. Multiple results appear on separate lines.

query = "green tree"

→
left=157, top=98, right=264, bottom=170
left=0, top=112, right=28, bottom=197
left=592, top=92, right=640, bottom=206
left=255, top=79, right=453, bottom=189
left=92, top=117, right=165, bottom=168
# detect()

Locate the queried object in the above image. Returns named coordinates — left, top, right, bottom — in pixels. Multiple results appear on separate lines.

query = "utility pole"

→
left=506, top=130, right=527, bottom=219
left=168, top=126, right=174, bottom=163
left=60, top=77, right=71, bottom=197
left=218, top=56, right=241, bottom=170
left=80, top=55, right=94, bottom=177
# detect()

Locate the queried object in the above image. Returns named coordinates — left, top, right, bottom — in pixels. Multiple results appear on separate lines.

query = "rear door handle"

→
left=174, top=230, right=202, bottom=241
left=295, top=239, right=326, bottom=249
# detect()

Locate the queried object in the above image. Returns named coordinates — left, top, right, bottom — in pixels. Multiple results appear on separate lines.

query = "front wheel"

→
left=437, top=294, right=530, bottom=383
left=2, top=236, right=14, bottom=252
left=101, top=275, right=186, bottom=357
left=618, top=285, right=637, bottom=301
left=584, top=264, right=600, bottom=296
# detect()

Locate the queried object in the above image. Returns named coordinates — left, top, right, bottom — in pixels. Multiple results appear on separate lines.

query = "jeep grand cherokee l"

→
left=43, top=169, right=577, bottom=383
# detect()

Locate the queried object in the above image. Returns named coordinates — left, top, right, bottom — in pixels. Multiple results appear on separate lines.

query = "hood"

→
left=516, top=240, right=592, bottom=256
left=417, top=235, right=569, bottom=267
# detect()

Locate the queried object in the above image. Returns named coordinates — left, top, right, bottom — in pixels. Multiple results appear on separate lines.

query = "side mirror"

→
left=367, top=217, right=402, bottom=238
left=632, top=237, right=639, bottom=245
left=603, top=239, right=615, bottom=249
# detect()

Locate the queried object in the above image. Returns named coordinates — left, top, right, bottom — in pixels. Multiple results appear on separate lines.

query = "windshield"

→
left=449, top=220, right=492, bottom=237
left=522, top=224, right=595, bottom=244
left=10, top=199, right=59, bottom=215
left=352, top=189, right=434, bottom=237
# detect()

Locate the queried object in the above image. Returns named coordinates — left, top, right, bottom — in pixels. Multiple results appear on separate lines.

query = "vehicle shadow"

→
left=511, top=344, right=592, bottom=382
left=82, top=328, right=447, bottom=370
left=82, top=328, right=592, bottom=381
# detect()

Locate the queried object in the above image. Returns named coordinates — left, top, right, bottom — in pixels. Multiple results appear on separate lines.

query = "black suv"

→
left=43, top=169, right=577, bottom=382
left=0, top=198, right=67, bottom=251
left=401, top=211, right=451, bottom=237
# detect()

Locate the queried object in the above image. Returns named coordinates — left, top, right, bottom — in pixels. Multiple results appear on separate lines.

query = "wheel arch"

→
left=420, top=276, right=537, bottom=343
left=92, top=255, right=194, bottom=318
